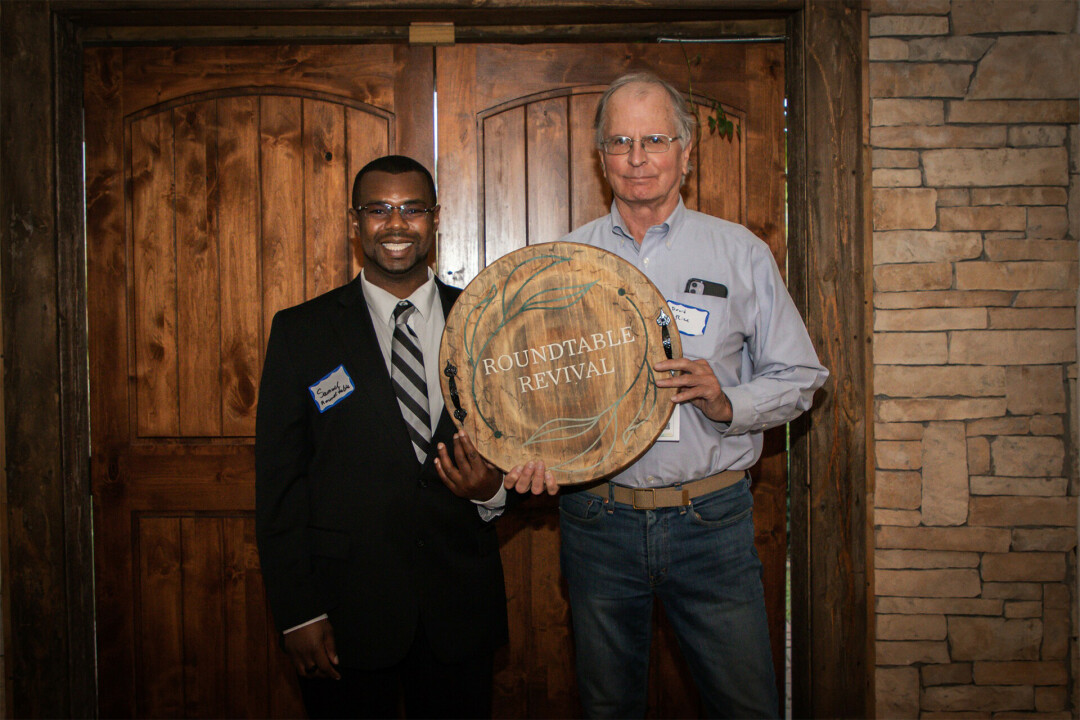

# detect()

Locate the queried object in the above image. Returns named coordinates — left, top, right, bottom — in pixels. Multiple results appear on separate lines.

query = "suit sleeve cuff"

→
left=473, top=484, right=507, bottom=521
left=283, top=614, right=328, bottom=634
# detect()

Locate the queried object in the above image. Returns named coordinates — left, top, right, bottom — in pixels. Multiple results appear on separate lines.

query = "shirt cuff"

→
left=717, top=385, right=755, bottom=435
left=284, top=614, right=328, bottom=634
left=473, top=484, right=507, bottom=522
left=472, top=483, right=506, bottom=508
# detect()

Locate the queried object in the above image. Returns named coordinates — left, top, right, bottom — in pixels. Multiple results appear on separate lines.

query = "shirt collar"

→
left=360, top=267, right=438, bottom=326
left=608, top=197, right=687, bottom=249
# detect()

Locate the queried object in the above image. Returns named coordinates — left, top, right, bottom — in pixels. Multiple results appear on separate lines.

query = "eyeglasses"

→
left=356, top=202, right=437, bottom=222
left=600, top=134, right=678, bottom=155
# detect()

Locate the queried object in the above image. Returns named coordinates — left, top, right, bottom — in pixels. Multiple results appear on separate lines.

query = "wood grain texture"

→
left=85, top=45, right=412, bottom=717
left=527, top=98, right=571, bottom=245
left=174, top=101, right=223, bottom=436
left=55, top=14, right=99, bottom=717
left=569, top=92, right=611, bottom=230
left=223, top=517, right=268, bottom=718
left=392, top=45, right=434, bottom=168
left=303, top=98, right=349, bottom=299
left=138, top=517, right=184, bottom=717
left=492, top=497, right=580, bottom=717
left=434, top=45, right=479, bottom=287
left=492, top=504, right=530, bottom=717
left=440, top=242, right=680, bottom=483
left=751, top=428, right=788, bottom=703
left=66, top=3, right=803, bottom=27
left=77, top=17, right=790, bottom=45
left=120, top=45, right=399, bottom=115
left=692, top=103, right=745, bottom=225
left=345, top=106, right=390, bottom=277
left=216, top=95, right=261, bottom=436
left=181, top=517, right=226, bottom=718
left=131, top=110, right=180, bottom=437
left=1, top=4, right=76, bottom=716
left=483, top=106, right=527, bottom=264
left=526, top=505, right=576, bottom=715
left=259, top=95, right=305, bottom=341
left=745, top=43, right=786, bottom=267
left=85, top=46, right=130, bottom=457
left=786, top=2, right=871, bottom=717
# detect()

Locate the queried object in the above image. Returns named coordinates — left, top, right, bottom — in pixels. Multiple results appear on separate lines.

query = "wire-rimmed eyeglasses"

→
left=355, top=202, right=438, bottom=222
left=600, top=134, right=678, bottom=155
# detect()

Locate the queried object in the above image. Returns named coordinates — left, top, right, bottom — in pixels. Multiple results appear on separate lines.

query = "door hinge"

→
left=409, top=22, right=454, bottom=46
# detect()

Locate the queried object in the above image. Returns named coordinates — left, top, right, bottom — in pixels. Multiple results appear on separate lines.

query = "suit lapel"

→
left=331, top=275, right=462, bottom=476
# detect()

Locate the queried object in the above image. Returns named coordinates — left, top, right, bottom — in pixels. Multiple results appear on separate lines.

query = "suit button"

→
left=416, top=538, right=425, bottom=548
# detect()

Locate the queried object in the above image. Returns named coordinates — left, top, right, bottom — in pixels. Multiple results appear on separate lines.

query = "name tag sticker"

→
left=667, top=301, right=709, bottom=337
left=309, top=365, right=355, bottom=413
left=657, top=404, right=680, bottom=442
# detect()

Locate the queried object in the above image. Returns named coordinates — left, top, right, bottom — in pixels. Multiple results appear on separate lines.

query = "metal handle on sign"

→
left=444, top=361, right=468, bottom=421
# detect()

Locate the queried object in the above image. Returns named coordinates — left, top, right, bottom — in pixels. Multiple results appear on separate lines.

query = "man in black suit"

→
left=255, top=155, right=508, bottom=719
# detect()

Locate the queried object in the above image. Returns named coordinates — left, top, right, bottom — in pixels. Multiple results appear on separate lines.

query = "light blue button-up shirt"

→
left=561, top=199, right=829, bottom=488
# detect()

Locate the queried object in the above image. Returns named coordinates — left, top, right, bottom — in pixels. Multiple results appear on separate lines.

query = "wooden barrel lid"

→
left=439, top=241, right=682, bottom=485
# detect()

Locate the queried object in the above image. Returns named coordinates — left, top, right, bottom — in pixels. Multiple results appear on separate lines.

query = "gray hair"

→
left=593, top=71, right=697, bottom=150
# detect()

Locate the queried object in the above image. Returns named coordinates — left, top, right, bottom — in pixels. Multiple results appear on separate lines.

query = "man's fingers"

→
left=312, top=656, right=341, bottom=681
left=291, top=651, right=328, bottom=682
left=503, top=461, right=559, bottom=495
left=451, top=433, right=472, bottom=472
left=531, top=461, right=550, bottom=495
left=434, top=442, right=461, bottom=487
left=286, top=620, right=340, bottom=680
left=545, top=468, right=559, bottom=495
left=506, top=462, right=535, bottom=493
left=456, top=430, right=485, bottom=471
left=653, top=357, right=699, bottom=375
left=322, top=624, right=339, bottom=668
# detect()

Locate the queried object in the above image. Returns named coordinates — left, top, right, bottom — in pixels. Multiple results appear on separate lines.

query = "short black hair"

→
left=351, top=155, right=437, bottom=209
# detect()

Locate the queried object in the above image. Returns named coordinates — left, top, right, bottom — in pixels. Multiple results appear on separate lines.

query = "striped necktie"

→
left=391, top=301, right=432, bottom=464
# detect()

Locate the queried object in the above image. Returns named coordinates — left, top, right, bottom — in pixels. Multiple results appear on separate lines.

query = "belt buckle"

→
left=632, top=488, right=656, bottom=510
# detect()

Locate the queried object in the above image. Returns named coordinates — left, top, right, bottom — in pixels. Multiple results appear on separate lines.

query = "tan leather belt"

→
left=593, top=469, right=746, bottom=510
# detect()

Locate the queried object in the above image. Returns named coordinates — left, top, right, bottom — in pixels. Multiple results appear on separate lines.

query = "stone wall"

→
left=869, top=0, right=1080, bottom=716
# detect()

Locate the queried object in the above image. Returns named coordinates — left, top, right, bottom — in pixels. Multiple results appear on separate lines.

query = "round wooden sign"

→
left=439, top=242, right=682, bottom=485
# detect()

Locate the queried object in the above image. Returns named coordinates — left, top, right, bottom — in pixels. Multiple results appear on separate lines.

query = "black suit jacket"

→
left=255, top=275, right=508, bottom=670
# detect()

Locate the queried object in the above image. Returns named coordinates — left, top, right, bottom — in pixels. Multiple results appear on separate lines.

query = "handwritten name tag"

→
left=309, top=365, right=355, bottom=413
left=668, top=301, right=709, bottom=337
left=656, top=405, right=680, bottom=442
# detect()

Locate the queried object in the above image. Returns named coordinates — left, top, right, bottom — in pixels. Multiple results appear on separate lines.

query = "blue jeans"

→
left=559, top=477, right=779, bottom=719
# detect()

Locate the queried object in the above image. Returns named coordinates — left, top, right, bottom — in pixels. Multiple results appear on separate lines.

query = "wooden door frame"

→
left=0, top=1, right=870, bottom=717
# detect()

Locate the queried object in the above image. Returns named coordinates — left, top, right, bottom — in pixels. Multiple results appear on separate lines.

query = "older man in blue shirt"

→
left=506, top=72, right=828, bottom=719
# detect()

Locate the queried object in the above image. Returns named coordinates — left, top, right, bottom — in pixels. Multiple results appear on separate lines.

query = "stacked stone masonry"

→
left=870, top=0, right=1079, bottom=717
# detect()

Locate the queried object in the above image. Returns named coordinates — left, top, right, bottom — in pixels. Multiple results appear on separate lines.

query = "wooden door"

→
left=85, top=40, right=785, bottom=719
left=84, top=44, right=433, bottom=717
left=436, top=43, right=787, bottom=718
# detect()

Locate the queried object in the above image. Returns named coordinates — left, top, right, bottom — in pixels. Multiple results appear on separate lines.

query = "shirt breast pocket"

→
left=669, top=291, right=729, bottom=360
